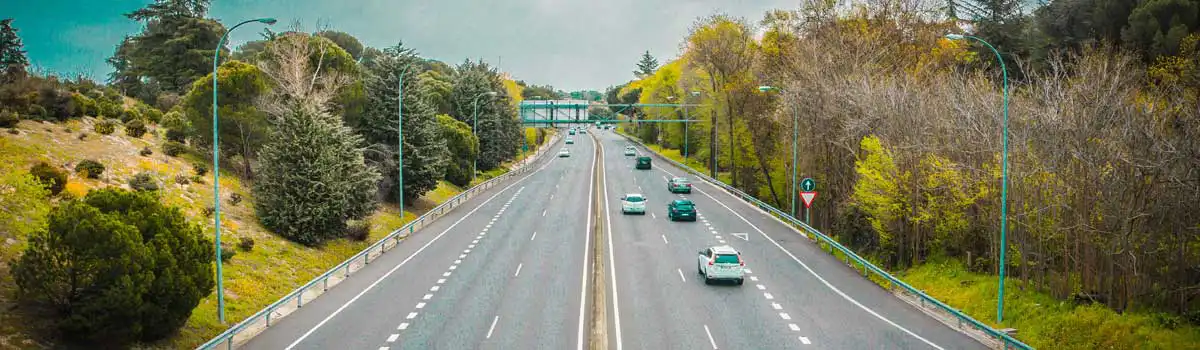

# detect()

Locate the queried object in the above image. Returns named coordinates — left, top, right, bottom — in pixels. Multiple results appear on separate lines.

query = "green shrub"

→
left=94, top=118, right=116, bottom=135
left=202, top=206, right=215, bottom=217
left=6, top=129, right=18, bottom=135
left=74, top=159, right=104, bottom=179
left=29, top=162, right=67, bottom=195
left=98, top=102, right=122, bottom=119
left=190, top=175, right=204, bottom=184
left=237, top=236, right=255, bottom=252
left=219, top=244, right=236, bottom=262
left=74, top=93, right=98, bottom=117
left=162, top=141, right=186, bottom=157
left=229, top=192, right=242, bottom=206
left=140, top=147, right=153, bottom=156
left=124, top=119, right=147, bottom=137
left=175, top=174, right=190, bottom=185
left=11, top=189, right=215, bottom=344
left=161, top=111, right=189, bottom=143
left=192, top=162, right=208, bottom=176
left=143, top=107, right=163, bottom=124
left=128, top=172, right=159, bottom=192
left=345, top=219, right=370, bottom=241
left=0, top=110, right=18, bottom=128
left=28, top=104, right=47, bottom=120
left=119, top=107, right=142, bottom=123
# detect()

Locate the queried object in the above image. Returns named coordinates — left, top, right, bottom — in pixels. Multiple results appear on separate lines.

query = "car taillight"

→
left=739, top=256, right=745, bottom=266
left=708, top=258, right=714, bottom=266
left=686, top=184, right=691, bottom=187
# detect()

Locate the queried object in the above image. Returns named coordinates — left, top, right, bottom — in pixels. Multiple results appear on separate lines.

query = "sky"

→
left=3, top=0, right=796, bottom=91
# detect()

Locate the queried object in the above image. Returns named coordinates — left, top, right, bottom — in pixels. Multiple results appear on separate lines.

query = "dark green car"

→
left=667, top=199, right=697, bottom=221
left=635, top=156, right=652, bottom=170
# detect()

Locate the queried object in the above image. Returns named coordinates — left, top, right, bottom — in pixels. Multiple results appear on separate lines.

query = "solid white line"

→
left=416, top=302, right=425, bottom=309
left=677, top=268, right=686, bottom=282
left=600, top=136, right=624, bottom=350
left=398, top=323, right=408, bottom=330
left=789, top=324, right=801, bottom=331
left=515, top=263, right=523, bottom=277
left=283, top=167, right=545, bottom=350
left=531, top=231, right=537, bottom=240
left=661, top=235, right=668, bottom=244
left=387, top=334, right=399, bottom=342
left=487, top=316, right=499, bottom=339
left=406, top=312, right=418, bottom=319
left=780, top=312, right=792, bottom=320
left=703, top=324, right=718, bottom=349
left=799, top=336, right=811, bottom=345
left=577, top=133, right=598, bottom=350
left=682, top=176, right=945, bottom=349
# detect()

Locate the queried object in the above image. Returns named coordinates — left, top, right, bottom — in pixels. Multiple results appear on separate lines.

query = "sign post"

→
left=799, top=177, right=817, bottom=225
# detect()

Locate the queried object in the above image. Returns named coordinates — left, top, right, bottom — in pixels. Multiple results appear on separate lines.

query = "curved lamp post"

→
left=758, top=85, right=799, bottom=221
left=212, top=17, right=275, bottom=324
left=397, top=63, right=412, bottom=210
left=946, top=33, right=1010, bottom=324
left=471, top=91, right=498, bottom=183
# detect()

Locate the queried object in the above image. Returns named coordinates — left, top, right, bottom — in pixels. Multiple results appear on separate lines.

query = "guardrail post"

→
left=363, top=253, right=369, bottom=265
left=323, top=277, right=329, bottom=291
left=297, top=292, right=303, bottom=308
left=344, top=264, right=350, bottom=277
left=227, top=338, right=233, bottom=350
left=267, top=309, right=272, bottom=326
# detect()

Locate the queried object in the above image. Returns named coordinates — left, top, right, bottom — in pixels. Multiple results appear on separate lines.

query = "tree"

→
left=451, top=60, right=521, bottom=171
left=685, top=14, right=757, bottom=183
left=253, top=31, right=380, bottom=245
left=12, top=188, right=213, bottom=344
left=0, top=18, right=29, bottom=83
left=316, top=30, right=365, bottom=61
left=635, top=50, right=659, bottom=78
left=29, top=162, right=67, bottom=195
left=437, top=114, right=478, bottom=187
left=180, top=60, right=270, bottom=177
left=1122, top=0, right=1200, bottom=59
left=107, top=0, right=225, bottom=101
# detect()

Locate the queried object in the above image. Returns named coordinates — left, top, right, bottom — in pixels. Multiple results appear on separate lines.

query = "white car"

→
left=624, top=146, right=636, bottom=156
left=620, top=193, right=647, bottom=214
left=697, top=245, right=745, bottom=285
left=558, top=148, right=570, bottom=157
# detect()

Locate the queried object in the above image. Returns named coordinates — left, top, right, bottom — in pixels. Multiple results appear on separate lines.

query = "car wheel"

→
left=737, top=278, right=744, bottom=286
left=697, top=264, right=703, bottom=275
left=703, top=276, right=712, bottom=285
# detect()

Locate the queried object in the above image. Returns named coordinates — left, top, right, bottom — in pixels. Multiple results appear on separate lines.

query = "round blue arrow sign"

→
left=800, top=178, right=816, bottom=192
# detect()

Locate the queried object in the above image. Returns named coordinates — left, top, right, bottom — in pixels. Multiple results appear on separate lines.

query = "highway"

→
left=243, top=133, right=594, bottom=350
left=240, top=127, right=987, bottom=350
left=595, top=130, right=986, bottom=350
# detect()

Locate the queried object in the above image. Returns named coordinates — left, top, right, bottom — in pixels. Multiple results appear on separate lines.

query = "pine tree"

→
left=357, top=43, right=448, bottom=204
left=253, top=104, right=381, bottom=245
left=635, top=50, right=658, bottom=78
left=0, top=18, right=29, bottom=82
left=451, top=60, right=519, bottom=171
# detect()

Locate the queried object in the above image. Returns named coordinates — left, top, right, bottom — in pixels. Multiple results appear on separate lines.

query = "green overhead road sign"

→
left=801, top=177, right=816, bottom=192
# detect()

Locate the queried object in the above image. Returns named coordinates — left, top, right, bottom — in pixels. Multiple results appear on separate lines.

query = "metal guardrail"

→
left=196, top=134, right=561, bottom=350
left=616, top=133, right=1032, bottom=350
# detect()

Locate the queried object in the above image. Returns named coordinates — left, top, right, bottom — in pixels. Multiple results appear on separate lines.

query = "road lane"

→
left=597, top=129, right=987, bottom=350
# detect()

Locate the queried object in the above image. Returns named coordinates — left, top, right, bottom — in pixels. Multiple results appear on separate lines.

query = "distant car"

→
left=668, top=177, right=692, bottom=193
left=566, top=137, right=574, bottom=144
left=667, top=199, right=696, bottom=221
left=624, top=146, right=637, bottom=156
left=621, top=193, right=647, bottom=214
left=569, top=129, right=576, bottom=135
left=579, top=128, right=587, bottom=134
left=635, top=156, right=652, bottom=169
left=558, top=148, right=570, bottom=157
left=697, top=245, right=745, bottom=285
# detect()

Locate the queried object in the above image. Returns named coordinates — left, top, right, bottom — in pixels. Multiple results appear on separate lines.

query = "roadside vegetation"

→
left=0, top=1, right=553, bottom=347
left=606, top=1, right=1200, bottom=348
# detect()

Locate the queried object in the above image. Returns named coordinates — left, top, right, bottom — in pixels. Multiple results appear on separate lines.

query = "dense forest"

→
left=613, top=0, right=1200, bottom=329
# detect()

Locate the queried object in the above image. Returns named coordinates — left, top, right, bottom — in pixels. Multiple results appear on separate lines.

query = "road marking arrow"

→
left=731, top=232, right=749, bottom=241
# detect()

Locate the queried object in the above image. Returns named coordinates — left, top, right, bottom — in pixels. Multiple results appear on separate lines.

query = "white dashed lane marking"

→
left=677, top=268, right=686, bottom=282
left=661, top=235, right=668, bottom=244
left=756, top=284, right=766, bottom=290
left=800, top=336, right=811, bottom=345
left=397, top=323, right=408, bottom=330
left=406, top=312, right=418, bottom=319
left=486, top=316, right=500, bottom=339
left=789, top=324, right=801, bottom=331
left=531, top=231, right=537, bottom=240
left=416, top=302, right=425, bottom=309
left=703, top=324, right=718, bottom=349
left=780, top=313, right=792, bottom=320
left=764, top=293, right=774, bottom=300
left=771, top=302, right=782, bottom=310
left=386, top=334, right=399, bottom=342
left=514, top=263, right=523, bottom=277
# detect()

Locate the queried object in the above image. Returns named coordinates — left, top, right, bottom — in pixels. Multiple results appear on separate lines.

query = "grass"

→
left=0, top=119, right=466, bottom=349
left=617, top=127, right=1200, bottom=349
left=899, top=260, right=1200, bottom=349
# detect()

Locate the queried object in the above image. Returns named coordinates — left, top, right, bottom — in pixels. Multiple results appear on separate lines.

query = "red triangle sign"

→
left=800, top=192, right=817, bottom=208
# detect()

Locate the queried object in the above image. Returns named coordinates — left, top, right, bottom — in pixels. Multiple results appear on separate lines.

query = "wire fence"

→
left=617, top=133, right=1032, bottom=350
left=196, top=134, right=561, bottom=350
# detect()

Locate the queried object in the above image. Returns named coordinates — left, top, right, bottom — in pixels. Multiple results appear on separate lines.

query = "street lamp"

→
left=211, top=16, right=275, bottom=325
left=686, top=91, right=700, bottom=161
left=945, top=33, right=1010, bottom=324
left=758, top=85, right=800, bottom=221
left=471, top=91, right=499, bottom=183
left=397, top=63, right=413, bottom=210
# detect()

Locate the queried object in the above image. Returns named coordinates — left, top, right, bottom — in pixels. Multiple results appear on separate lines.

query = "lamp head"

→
left=758, top=85, right=776, bottom=92
left=690, top=91, right=701, bottom=96
left=485, top=91, right=498, bottom=97
left=257, top=18, right=278, bottom=25
left=945, top=34, right=965, bottom=40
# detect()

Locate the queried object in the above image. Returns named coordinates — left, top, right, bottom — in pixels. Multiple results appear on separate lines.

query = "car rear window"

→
left=714, top=254, right=739, bottom=264
left=675, top=204, right=694, bottom=210
left=626, top=196, right=645, bottom=202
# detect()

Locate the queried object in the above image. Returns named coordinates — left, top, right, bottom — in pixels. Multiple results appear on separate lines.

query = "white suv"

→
left=697, top=245, right=745, bottom=285
left=620, top=193, right=647, bottom=214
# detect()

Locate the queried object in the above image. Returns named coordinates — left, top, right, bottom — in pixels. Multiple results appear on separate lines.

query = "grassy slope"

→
left=622, top=130, right=1200, bottom=349
left=0, top=119, right=464, bottom=348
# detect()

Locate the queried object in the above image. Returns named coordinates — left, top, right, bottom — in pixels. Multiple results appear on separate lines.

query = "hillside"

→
left=0, top=118, right=464, bottom=348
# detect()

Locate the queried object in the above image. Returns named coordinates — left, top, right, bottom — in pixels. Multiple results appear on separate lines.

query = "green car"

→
left=635, top=156, right=652, bottom=170
left=569, top=129, right=576, bottom=135
left=667, top=199, right=697, bottom=221
left=667, top=177, right=692, bottom=193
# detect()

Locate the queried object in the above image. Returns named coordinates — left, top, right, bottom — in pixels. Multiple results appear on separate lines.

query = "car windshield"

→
left=714, top=254, right=740, bottom=264
left=625, top=196, right=644, bottom=202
